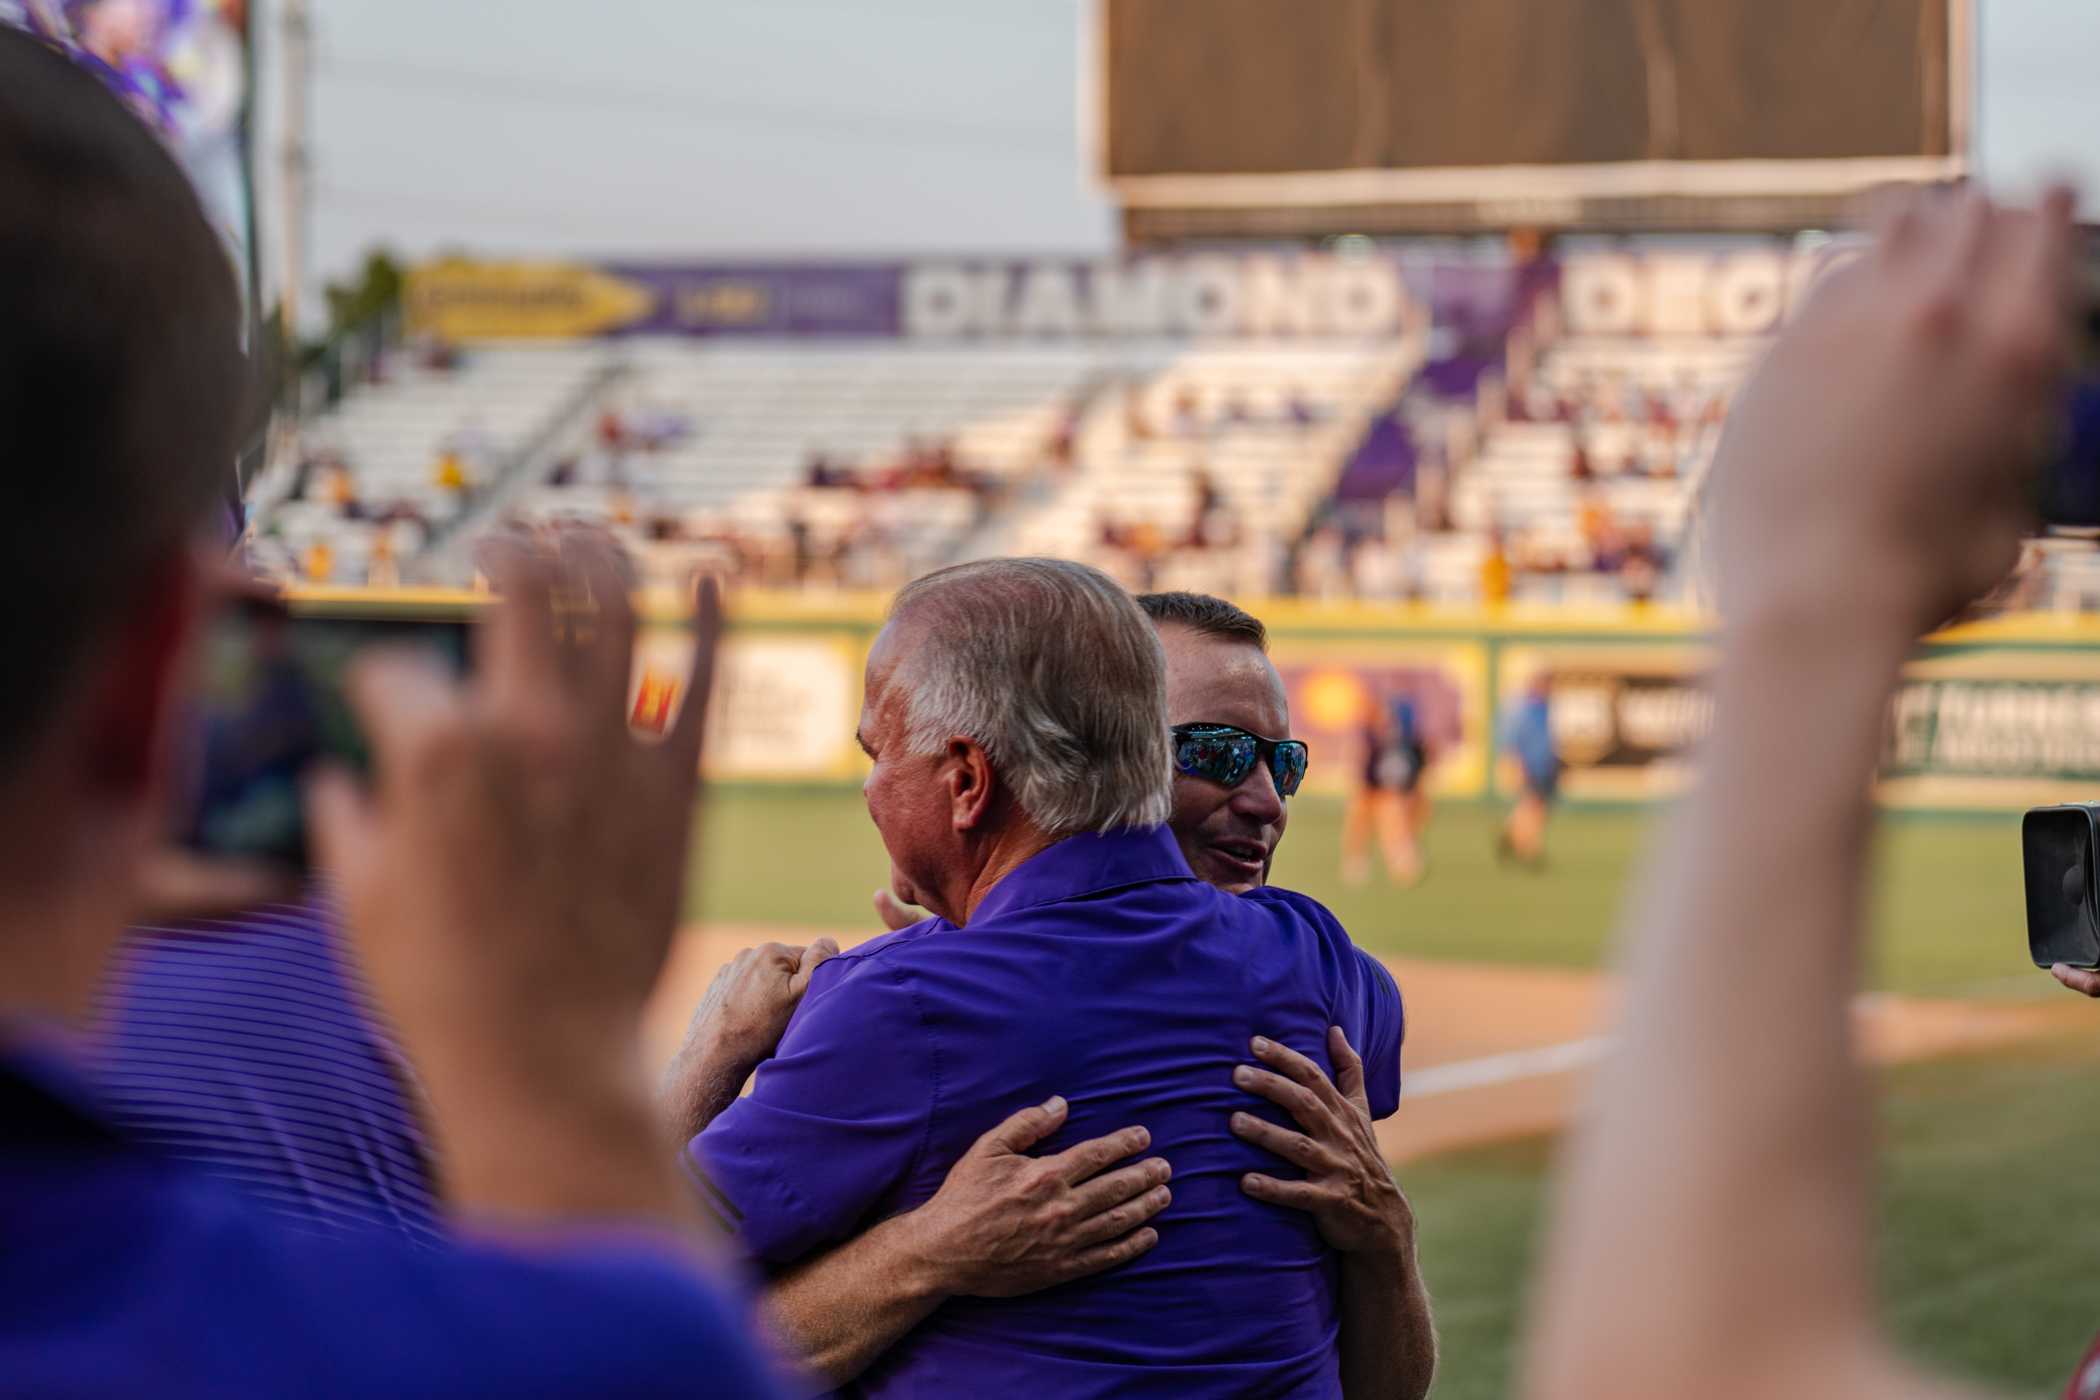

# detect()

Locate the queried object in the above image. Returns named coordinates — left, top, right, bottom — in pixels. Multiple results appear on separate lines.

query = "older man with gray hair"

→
left=692, top=558, right=1404, bottom=1397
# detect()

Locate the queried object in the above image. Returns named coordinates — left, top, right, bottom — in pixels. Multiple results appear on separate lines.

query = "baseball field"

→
left=665, top=790, right=2100, bottom=1400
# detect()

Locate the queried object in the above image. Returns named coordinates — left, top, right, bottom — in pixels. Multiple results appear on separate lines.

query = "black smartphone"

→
left=179, top=595, right=475, bottom=870
left=2022, top=803, right=2100, bottom=970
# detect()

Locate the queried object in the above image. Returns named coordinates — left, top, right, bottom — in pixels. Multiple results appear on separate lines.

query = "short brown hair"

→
left=1136, top=592, right=1268, bottom=652
left=0, top=28, right=246, bottom=759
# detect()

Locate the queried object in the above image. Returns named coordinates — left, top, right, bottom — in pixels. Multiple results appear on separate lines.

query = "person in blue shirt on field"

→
left=1498, top=674, right=1563, bottom=868
left=685, top=561, right=1416, bottom=1398
left=0, top=31, right=779, bottom=1395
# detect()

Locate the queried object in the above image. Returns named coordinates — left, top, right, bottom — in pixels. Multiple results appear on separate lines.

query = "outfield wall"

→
left=290, top=589, right=2100, bottom=812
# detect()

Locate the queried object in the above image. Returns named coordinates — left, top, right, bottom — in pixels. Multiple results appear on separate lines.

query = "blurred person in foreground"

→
left=0, top=30, right=778, bottom=1394
left=681, top=562, right=1407, bottom=1396
left=1520, top=187, right=2084, bottom=1400
left=671, top=590, right=1432, bottom=1395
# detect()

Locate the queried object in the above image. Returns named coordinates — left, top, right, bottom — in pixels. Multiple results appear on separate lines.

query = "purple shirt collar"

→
left=969, top=825, right=1195, bottom=925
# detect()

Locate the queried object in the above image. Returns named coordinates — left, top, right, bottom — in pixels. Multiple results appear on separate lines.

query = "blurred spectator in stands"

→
left=1295, top=525, right=1349, bottom=601
left=1413, top=460, right=1453, bottom=533
left=433, top=443, right=470, bottom=496
left=300, top=536, right=335, bottom=585
left=596, top=404, right=628, bottom=453
left=1165, top=384, right=1202, bottom=438
left=1286, top=386, right=1321, bottom=428
left=1617, top=522, right=1668, bottom=605
left=364, top=526, right=400, bottom=588
left=1576, top=490, right=1614, bottom=565
left=1047, top=399, right=1080, bottom=469
left=318, top=459, right=357, bottom=514
left=1569, top=435, right=1595, bottom=483
left=805, top=451, right=852, bottom=490
left=1186, top=468, right=1240, bottom=552
left=418, top=336, right=459, bottom=373
left=1480, top=528, right=1514, bottom=606
left=1126, top=519, right=1167, bottom=592
left=1221, top=390, right=1254, bottom=425
left=788, top=515, right=814, bottom=586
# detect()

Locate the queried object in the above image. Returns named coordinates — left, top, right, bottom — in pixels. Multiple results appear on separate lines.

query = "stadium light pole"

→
left=278, top=0, right=312, bottom=339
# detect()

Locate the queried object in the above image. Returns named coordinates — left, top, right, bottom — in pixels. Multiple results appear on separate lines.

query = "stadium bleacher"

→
left=253, top=344, right=616, bottom=585
left=253, top=247, right=2097, bottom=614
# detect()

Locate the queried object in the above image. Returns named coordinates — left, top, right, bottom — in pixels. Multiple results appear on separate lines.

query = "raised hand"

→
left=663, top=938, right=839, bottom=1141
left=905, top=1097, right=1171, bottom=1297
left=1231, top=1027, right=1414, bottom=1257
left=309, top=528, right=722, bottom=1222
left=1711, top=187, right=2075, bottom=643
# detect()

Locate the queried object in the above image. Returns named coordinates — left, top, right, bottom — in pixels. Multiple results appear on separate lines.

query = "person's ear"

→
left=945, top=737, right=997, bottom=832
left=78, top=546, right=211, bottom=802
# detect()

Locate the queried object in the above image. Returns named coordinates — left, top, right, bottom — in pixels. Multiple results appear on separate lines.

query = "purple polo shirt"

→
left=95, top=895, right=441, bottom=1243
left=695, top=826, right=1404, bottom=1398
left=1, top=1038, right=787, bottom=1397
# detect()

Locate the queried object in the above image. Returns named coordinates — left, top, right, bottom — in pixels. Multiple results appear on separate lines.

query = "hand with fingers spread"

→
left=1232, top=1028, right=1413, bottom=1257
left=905, top=1095, right=1171, bottom=1297
left=662, top=938, right=839, bottom=1142
left=1712, top=187, right=2076, bottom=645
left=764, top=1094, right=1171, bottom=1386
left=306, top=529, right=724, bottom=1226
left=1234, top=1027, right=1435, bottom=1400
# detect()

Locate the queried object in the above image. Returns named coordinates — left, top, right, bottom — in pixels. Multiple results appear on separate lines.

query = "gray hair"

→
left=888, top=558, right=1172, bottom=835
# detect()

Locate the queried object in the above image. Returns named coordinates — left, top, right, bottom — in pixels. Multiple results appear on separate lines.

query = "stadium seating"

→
left=1002, top=344, right=1419, bottom=598
left=257, top=261, right=2096, bottom=613
left=1419, top=328, right=1764, bottom=606
left=253, top=344, right=616, bottom=584
left=259, top=330, right=1413, bottom=596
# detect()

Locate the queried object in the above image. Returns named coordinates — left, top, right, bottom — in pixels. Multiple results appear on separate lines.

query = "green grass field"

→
left=691, top=791, right=2100, bottom=1396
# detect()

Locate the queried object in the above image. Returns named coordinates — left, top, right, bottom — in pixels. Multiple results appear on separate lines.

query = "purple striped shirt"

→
left=94, top=894, right=441, bottom=1242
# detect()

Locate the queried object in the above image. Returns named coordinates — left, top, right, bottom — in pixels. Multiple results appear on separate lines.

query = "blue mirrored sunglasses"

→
left=1170, top=723, right=1308, bottom=798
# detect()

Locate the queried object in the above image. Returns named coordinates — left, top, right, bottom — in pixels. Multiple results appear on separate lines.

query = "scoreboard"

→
left=1102, top=0, right=1966, bottom=238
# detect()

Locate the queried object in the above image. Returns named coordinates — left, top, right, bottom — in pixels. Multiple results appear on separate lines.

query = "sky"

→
left=286, top=0, right=2100, bottom=308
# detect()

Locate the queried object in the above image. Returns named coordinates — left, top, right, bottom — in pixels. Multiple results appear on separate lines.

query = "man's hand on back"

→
left=762, top=1096, right=1173, bottom=1386
left=1234, top=1028, right=1436, bottom=1400
left=309, top=529, right=722, bottom=1227
left=898, top=1096, right=1172, bottom=1297
left=1232, top=1028, right=1413, bottom=1257
left=663, top=938, right=838, bottom=1141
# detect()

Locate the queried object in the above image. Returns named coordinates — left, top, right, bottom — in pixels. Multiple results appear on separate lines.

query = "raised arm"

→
left=311, top=533, right=725, bottom=1235
left=1233, top=1029, right=1436, bottom=1400
left=1522, top=189, right=2075, bottom=1400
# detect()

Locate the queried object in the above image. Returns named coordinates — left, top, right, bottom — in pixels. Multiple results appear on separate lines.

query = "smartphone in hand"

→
left=178, top=595, right=474, bottom=870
